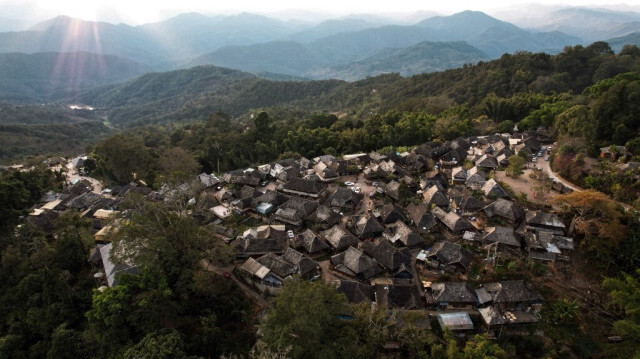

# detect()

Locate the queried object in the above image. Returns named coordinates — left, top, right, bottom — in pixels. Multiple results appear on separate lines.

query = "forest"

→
left=1, top=41, right=640, bottom=358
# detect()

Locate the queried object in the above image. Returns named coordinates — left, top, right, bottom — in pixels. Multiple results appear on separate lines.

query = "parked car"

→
left=545, top=156, right=549, bottom=161
left=345, top=181, right=355, bottom=186
left=352, top=187, right=361, bottom=193
left=287, top=230, right=295, bottom=238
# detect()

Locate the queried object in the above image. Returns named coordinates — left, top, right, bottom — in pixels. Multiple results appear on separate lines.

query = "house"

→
left=525, top=230, right=574, bottom=262
left=234, top=225, right=287, bottom=258
left=321, top=225, right=359, bottom=251
left=361, top=240, right=412, bottom=273
left=330, top=247, right=384, bottom=280
left=483, top=226, right=522, bottom=251
left=378, top=203, right=409, bottom=224
left=384, top=221, right=425, bottom=248
left=314, top=162, right=339, bottom=182
left=483, top=199, right=525, bottom=224
left=326, top=187, right=362, bottom=211
left=465, top=173, right=486, bottom=191
left=281, top=247, right=321, bottom=280
left=451, top=167, right=467, bottom=185
left=426, top=282, right=477, bottom=309
left=600, top=145, right=631, bottom=160
left=481, top=280, right=543, bottom=312
left=384, top=180, right=401, bottom=201
left=526, top=211, right=566, bottom=234
left=292, top=229, right=330, bottom=254
left=431, top=207, right=475, bottom=235
left=256, top=253, right=296, bottom=280
left=198, top=173, right=220, bottom=188
left=481, top=179, right=510, bottom=198
left=456, top=195, right=485, bottom=215
left=305, top=206, right=343, bottom=229
left=475, top=155, right=499, bottom=171
left=282, top=178, right=326, bottom=198
left=406, top=203, right=437, bottom=233
left=97, top=243, right=138, bottom=287
left=352, top=213, right=385, bottom=239
left=273, top=198, right=318, bottom=226
left=423, top=171, right=449, bottom=189
left=437, top=313, right=474, bottom=333
left=335, top=280, right=375, bottom=304
left=422, top=185, right=449, bottom=208
left=420, top=241, right=473, bottom=273
left=238, top=257, right=284, bottom=296
left=375, top=284, right=422, bottom=310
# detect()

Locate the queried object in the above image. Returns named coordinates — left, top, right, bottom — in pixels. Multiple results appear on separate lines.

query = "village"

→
left=25, top=130, right=625, bottom=342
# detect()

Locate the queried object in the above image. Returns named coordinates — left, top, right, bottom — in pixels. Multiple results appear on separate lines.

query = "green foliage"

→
left=123, top=329, right=191, bottom=359
left=549, top=299, right=581, bottom=326
left=505, top=155, right=525, bottom=177
left=602, top=269, right=640, bottom=357
left=260, top=278, right=350, bottom=359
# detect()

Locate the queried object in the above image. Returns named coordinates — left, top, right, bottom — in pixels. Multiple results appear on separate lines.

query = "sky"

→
left=2, top=0, right=640, bottom=25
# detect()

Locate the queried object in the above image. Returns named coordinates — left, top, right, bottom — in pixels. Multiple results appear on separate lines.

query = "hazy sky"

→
left=2, top=0, right=640, bottom=24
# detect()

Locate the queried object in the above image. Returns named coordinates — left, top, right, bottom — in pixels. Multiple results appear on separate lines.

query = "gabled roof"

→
left=379, top=203, right=408, bottom=224
left=526, top=211, right=566, bottom=231
left=426, top=241, right=473, bottom=270
left=406, top=203, right=436, bottom=232
left=437, top=312, right=474, bottom=331
left=475, top=154, right=499, bottom=169
left=481, top=179, right=510, bottom=198
left=423, top=185, right=449, bottom=207
left=384, top=220, right=425, bottom=247
left=335, top=280, right=375, bottom=303
left=451, top=167, right=467, bottom=181
left=327, top=187, right=362, bottom=208
left=355, top=214, right=385, bottom=239
left=305, top=206, right=342, bottom=228
left=483, top=198, right=525, bottom=223
left=362, top=240, right=412, bottom=271
left=431, top=207, right=475, bottom=233
left=428, top=282, right=477, bottom=304
left=483, top=226, right=521, bottom=248
left=295, top=229, right=330, bottom=254
left=321, top=225, right=359, bottom=251
left=483, top=280, right=543, bottom=304
left=375, top=284, right=422, bottom=310
left=281, top=247, right=319, bottom=278
left=330, top=247, right=383, bottom=279
left=282, top=178, right=326, bottom=196
left=256, top=253, right=296, bottom=279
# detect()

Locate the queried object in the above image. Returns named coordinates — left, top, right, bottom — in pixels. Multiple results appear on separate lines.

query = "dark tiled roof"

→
left=427, top=241, right=473, bottom=270
left=283, top=178, right=326, bottom=195
left=483, top=226, right=521, bottom=247
left=355, top=214, right=385, bottom=239
left=379, top=203, right=408, bottom=224
left=321, top=225, right=359, bottom=251
left=256, top=253, right=296, bottom=278
left=336, top=280, right=375, bottom=304
left=327, top=187, right=362, bottom=208
left=428, top=282, right=477, bottom=304
left=362, top=240, right=412, bottom=271
left=295, top=229, right=330, bottom=254
left=483, top=280, right=543, bottom=304
left=375, top=284, right=422, bottom=309
left=483, top=198, right=525, bottom=223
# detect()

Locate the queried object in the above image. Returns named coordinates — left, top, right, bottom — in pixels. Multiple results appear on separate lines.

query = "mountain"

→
left=511, top=7, right=640, bottom=42
left=285, top=18, right=381, bottom=43
left=0, top=52, right=152, bottom=101
left=307, top=41, right=489, bottom=81
left=605, top=32, right=640, bottom=52
left=416, top=10, right=582, bottom=57
left=137, top=12, right=298, bottom=60
left=184, top=41, right=328, bottom=75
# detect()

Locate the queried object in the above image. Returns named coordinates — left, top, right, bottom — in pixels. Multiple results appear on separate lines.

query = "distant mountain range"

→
left=1, top=8, right=640, bottom=101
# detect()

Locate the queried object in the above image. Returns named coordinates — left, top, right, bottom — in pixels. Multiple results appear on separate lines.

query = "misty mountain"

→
left=0, top=52, right=152, bottom=101
left=512, top=7, right=640, bottom=42
left=284, top=18, right=383, bottom=43
left=307, top=41, right=489, bottom=81
left=605, top=32, right=640, bottom=52
left=416, top=10, right=582, bottom=57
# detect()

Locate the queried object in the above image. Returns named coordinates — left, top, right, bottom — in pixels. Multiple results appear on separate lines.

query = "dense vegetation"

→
left=0, top=102, right=114, bottom=163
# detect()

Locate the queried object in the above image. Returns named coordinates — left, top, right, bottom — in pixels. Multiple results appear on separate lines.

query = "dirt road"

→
left=538, top=157, right=583, bottom=192
left=66, top=158, right=103, bottom=194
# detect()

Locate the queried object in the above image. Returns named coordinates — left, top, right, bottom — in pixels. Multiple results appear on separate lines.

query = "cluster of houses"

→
left=25, top=130, right=574, bottom=337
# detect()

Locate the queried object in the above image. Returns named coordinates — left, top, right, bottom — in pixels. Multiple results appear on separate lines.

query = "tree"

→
left=259, top=278, right=351, bottom=359
left=554, top=189, right=625, bottom=236
left=602, top=269, right=640, bottom=356
left=123, top=329, right=191, bottom=359
left=549, top=299, right=581, bottom=325
left=505, top=155, right=525, bottom=177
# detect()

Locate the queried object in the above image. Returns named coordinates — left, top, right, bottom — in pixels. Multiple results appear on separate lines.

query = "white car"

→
left=344, top=181, right=355, bottom=186
left=287, top=230, right=295, bottom=239
left=352, top=187, right=361, bottom=193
